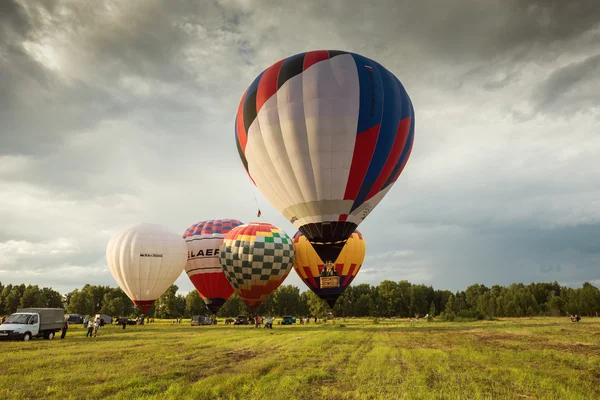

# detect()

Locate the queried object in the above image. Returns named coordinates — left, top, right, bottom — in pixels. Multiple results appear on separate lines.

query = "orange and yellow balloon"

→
left=292, top=230, right=366, bottom=308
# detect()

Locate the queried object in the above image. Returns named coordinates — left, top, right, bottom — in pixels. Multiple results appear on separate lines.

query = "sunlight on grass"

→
left=1, top=318, right=598, bottom=399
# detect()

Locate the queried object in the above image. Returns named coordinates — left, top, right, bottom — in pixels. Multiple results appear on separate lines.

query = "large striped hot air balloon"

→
left=235, top=50, right=414, bottom=265
left=183, top=219, right=244, bottom=314
left=219, top=222, right=294, bottom=313
left=106, top=223, right=188, bottom=312
left=293, top=229, right=366, bottom=308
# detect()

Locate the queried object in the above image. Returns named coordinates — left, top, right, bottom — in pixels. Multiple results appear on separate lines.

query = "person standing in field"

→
left=61, top=318, right=69, bottom=339
left=93, top=317, right=100, bottom=337
left=86, top=319, right=94, bottom=337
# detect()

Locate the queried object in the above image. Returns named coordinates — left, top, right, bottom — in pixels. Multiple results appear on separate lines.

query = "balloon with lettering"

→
left=106, top=223, right=188, bottom=313
left=235, top=50, right=414, bottom=265
left=293, top=229, right=366, bottom=308
left=219, top=222, right=294, bottom=313
left=183, top=219, right=244, bottom=314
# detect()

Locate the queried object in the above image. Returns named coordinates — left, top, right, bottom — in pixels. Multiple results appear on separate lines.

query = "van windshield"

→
left=4, top=314, right=31, bottom=324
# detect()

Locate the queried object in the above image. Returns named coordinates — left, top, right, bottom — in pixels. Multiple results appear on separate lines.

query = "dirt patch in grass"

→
left=224, top=349, right=258, bottom=362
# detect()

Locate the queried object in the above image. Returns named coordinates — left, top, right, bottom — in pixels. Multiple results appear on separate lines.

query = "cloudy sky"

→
left=1, top=0, right=599, bottom=296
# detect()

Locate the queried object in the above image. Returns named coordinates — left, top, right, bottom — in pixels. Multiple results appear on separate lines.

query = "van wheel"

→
left=23, top=332, right=31, bottom=341
left=47, top=332, right=55, bottom=340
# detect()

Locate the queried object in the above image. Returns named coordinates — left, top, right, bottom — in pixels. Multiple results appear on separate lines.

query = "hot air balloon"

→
left=293, top=229, right=366, bottom=308
left=183, top=219, right=244, bottom=314
left=106, top=223, right=188, bottom=313
left=235, top=50, right=414, bottom=265
left=219, top=222, right=294, bottom=313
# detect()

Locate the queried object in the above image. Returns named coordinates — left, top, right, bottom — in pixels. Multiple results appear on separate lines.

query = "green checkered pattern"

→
left=219, top=233, right=295, bottom=289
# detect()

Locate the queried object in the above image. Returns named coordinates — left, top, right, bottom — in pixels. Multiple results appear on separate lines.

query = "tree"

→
left=20, top=285, right=44, bottom=308
left=274, top=285, right=302, bottom=316
left=40, top=288, right=63, bottom=308
left=68, top=289, right=95, bottom=315
left=444, top=294, right=456, bottom=320
left=0, top=284, right=14, bottom=314
left=306, top=291, right=329, bottom=318
left=546, top=291, right=564, bottom=316
left=186, top=290, right=209, bottom=317
left=429, top=302, right=436, bottom=317
left=409, top=284, right=430, bottom=317
left=465, top=284, right=489, bottom=311
left=217, top=294, right=245, bottom=317
left=154, top=285, right=180, bottom=318
left=4, top=288, right=23, bottom=314
left=378, top=280, right=401, bottom=317
left=355, top=294, right=374, bottom=317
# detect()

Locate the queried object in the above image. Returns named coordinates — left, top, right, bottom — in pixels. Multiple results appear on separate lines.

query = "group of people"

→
left=320, top=265, right=339, bottom=277
left=85, top=316, right=103, bottom=337
left=253, top=316, right=274, bottom=328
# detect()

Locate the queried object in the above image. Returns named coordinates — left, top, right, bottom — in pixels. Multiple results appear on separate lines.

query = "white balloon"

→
left=106, top=223, right=187, bottom=312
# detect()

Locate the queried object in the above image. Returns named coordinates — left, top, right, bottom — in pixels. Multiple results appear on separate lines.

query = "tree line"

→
left=1, top=280, right=599, bottom=319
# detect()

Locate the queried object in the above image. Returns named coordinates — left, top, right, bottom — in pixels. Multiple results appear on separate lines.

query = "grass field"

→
left=2, top=317, right=599, bottom=400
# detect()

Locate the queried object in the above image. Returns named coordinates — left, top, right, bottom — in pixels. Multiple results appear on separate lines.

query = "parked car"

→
left=234, top=315, right=250, bottom=325
left=281, top=316, right=296, bottom=325
left=0, top=308, right=64, bottom=341
left=191, top=315, right=214, bottom=326
left=65, top=314, right=83, bottom=324
left=115, top=317, right=136, bottom=326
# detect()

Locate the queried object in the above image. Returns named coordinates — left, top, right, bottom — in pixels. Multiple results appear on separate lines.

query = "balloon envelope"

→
left=106, top=223, right=188, bottom=312
left=235, top=50, right=414, bottom=264
left=293, top=229, right=366, bottom=308
left=219, top=222, right=294, bottom=313
left=183, top=219, right=243, bottom=314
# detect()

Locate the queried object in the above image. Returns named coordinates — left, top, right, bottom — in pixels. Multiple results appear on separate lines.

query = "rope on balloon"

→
left=250, top=184, right=262, bottom=220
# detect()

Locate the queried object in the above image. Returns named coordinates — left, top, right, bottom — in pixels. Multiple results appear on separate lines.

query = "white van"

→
left=0, top=308, right=64, bottom=341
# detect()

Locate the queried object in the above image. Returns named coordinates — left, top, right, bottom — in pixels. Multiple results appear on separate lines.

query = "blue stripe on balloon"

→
left=396, top=75, right=412, bottom=121
left=350, top=53, right=384, bottom=135
left=243, top=70, right=265, bottom=109
left=350, top=62, right=402, bottom=212
left=383, top=99, right=414, bottom=190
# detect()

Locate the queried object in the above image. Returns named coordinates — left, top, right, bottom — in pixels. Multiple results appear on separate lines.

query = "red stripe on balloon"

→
left=256, top=59, right=285, bottom=114
left=389, top=132, right=414, bottom=184
left=344, top=124, right=380, bottom=200
left=236, top=89, right=248, bottom=152
left=365, top=117, right=411, bottom=200
left=303, top=50, right=330, bottom=71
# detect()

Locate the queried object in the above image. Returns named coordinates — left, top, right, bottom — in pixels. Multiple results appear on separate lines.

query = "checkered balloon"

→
left=219, top=222, right=295, bottom=312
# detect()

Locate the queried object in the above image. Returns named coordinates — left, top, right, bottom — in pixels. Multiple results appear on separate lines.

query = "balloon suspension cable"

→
left=252, top=189, right=262, bottom=220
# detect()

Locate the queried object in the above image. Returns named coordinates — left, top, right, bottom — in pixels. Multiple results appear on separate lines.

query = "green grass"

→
left=2, top=317, right=599, bottom=399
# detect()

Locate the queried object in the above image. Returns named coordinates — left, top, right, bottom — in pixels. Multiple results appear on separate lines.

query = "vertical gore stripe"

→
left=256, top=59, right=285, bottom=113
left=365, top=117, right=411, bottom=200
left=343, top=124, right=380, bottom=200
left=303, top=50, right=330, bottom=70
left=351, top=62, right=402, bottom=212
left=328, top=50, right=348, bottom=58
left=242, top=89, right=258, bottom=135
left=352, top=53, right=384, bottom=135
left=277, top=53, right=306, bottom=89
left=384, top=101, right=415, bottom=188
left=236, top=89, right=248, bottom=152
left=242, top=70, right=265, bottom=133
left=343, top=53, right=384, bottom=201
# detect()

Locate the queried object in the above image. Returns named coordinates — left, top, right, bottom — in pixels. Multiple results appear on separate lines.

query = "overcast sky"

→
left=1, top=0, right=599, bottom=296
